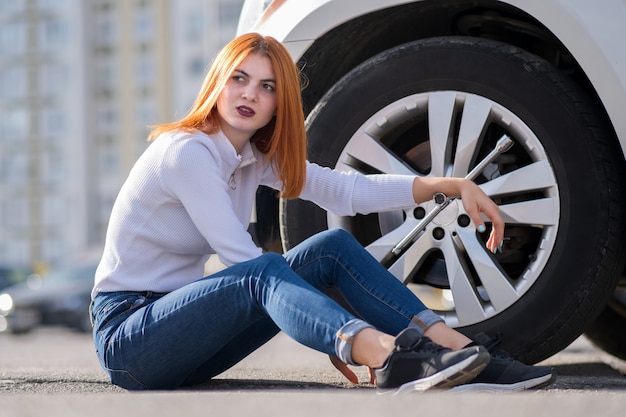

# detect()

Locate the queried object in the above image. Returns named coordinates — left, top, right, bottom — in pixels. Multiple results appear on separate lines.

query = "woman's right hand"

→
left=457, top=179, right=504, bottom=253
left=412, top=177, right=505, bottom=252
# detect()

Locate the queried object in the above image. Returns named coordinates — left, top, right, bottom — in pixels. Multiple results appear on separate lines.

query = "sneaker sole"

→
left=379, top=349, right=490, bottom=395
left=449, top=373, right=554, bottom=392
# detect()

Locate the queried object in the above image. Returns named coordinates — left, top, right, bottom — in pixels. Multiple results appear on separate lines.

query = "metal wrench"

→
left=388, top=134, right=514, bottom=258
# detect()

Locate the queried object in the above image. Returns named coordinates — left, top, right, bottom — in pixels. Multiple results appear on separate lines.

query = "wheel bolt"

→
left=432, top=227, right=445, bottom=240
left=414, top=206, right=426, bottom=219
left=458, top=214, right=471, bottom=227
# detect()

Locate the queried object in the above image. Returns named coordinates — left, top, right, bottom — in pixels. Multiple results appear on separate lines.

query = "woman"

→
left=91, top=33, right=552, bottom=393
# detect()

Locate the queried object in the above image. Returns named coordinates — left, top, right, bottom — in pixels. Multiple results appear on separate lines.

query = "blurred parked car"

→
left=237, top=0, right=626, bottom=363
left=0, top=264, right=96, bottom=334
left=0, top=265, right=33, bottom=292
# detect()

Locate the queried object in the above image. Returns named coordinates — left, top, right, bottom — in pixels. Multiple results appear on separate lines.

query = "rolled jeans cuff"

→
left=334, top=318, right=374, bottom=366
left=406, top=309, right=444, bottom=335
left=334, top=310, right=444, bottom=367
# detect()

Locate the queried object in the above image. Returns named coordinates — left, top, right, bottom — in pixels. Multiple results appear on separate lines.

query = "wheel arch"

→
left=294, top=1, right=625, bottom=157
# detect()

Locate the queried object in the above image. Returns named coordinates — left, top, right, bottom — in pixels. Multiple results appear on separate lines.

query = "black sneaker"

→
left=451, top=333, right=553, bottom=392
left=375, top=328, right=490, bottom=394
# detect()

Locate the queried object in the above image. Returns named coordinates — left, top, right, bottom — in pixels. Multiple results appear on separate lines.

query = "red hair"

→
left=148, top=33, right=307, bottom=198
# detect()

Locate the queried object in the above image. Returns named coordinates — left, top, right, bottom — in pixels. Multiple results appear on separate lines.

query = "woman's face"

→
left=216, top=53, right=277, bottom=147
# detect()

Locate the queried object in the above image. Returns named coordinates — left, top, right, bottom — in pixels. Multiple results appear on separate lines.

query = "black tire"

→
left=281, top=37, right=626, bottom=364
left=585, top=285, right=626, bottom=360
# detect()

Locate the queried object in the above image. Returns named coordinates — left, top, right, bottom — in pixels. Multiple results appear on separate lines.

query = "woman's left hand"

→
left=328, top=355, right=376, bottom=385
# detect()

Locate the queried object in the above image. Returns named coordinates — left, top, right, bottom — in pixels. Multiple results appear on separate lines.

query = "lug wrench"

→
left=381, top=134, right=514, bottom=267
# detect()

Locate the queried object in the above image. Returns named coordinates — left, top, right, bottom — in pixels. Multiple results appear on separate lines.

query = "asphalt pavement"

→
left=1, top=327, right=625, bottom=416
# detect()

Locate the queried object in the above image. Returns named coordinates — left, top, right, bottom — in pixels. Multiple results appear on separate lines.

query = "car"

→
left=0, top=265, right=33, bottom=292
left=0, top=264, right=96, bottom=334
left=236, top=0, right=626, bottom=364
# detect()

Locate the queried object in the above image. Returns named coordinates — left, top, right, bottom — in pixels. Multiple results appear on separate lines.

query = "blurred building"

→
left=0, top=0, right=244, bottom=267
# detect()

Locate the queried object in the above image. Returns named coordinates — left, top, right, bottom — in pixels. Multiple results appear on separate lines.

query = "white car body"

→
left=237, top=0, right=626, bottom=362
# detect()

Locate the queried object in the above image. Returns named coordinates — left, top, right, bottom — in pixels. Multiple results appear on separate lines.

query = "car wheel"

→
left=584, top=284, right=626, bottom=360
left=281, top=37, right=626, bottom=363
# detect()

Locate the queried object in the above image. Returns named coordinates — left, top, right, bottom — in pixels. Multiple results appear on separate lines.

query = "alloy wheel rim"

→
left=328, top=91, right=560, bottom=327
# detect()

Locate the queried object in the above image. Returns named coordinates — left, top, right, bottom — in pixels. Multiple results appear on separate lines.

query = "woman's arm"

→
left=296, top=162, right=416, bottom=216
left=161, top=138, right=263, bottom=266
left=297, top=162, right=503, bottom=252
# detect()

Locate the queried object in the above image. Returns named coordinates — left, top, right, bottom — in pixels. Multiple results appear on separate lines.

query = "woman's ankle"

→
left=424, top=322, right=472, bottom=350
left=351, top=328, right=395, bottom=368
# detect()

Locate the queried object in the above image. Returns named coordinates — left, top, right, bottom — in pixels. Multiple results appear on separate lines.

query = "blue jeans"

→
left=91, top=229, right=443, bottom=390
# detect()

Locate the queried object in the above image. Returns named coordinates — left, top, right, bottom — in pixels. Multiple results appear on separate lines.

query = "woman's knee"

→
left=259, top=251, right=287, bottom=265
left=319, top=228, right=359, bottom=247
left=255, top=252, right=291, bottom=275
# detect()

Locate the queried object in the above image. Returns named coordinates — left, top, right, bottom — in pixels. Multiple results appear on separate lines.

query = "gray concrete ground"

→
left=1, top=327, right=626, bottom=416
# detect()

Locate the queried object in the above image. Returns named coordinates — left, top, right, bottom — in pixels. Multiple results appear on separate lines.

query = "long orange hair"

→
left=148, top=33, right=307, bottom=199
